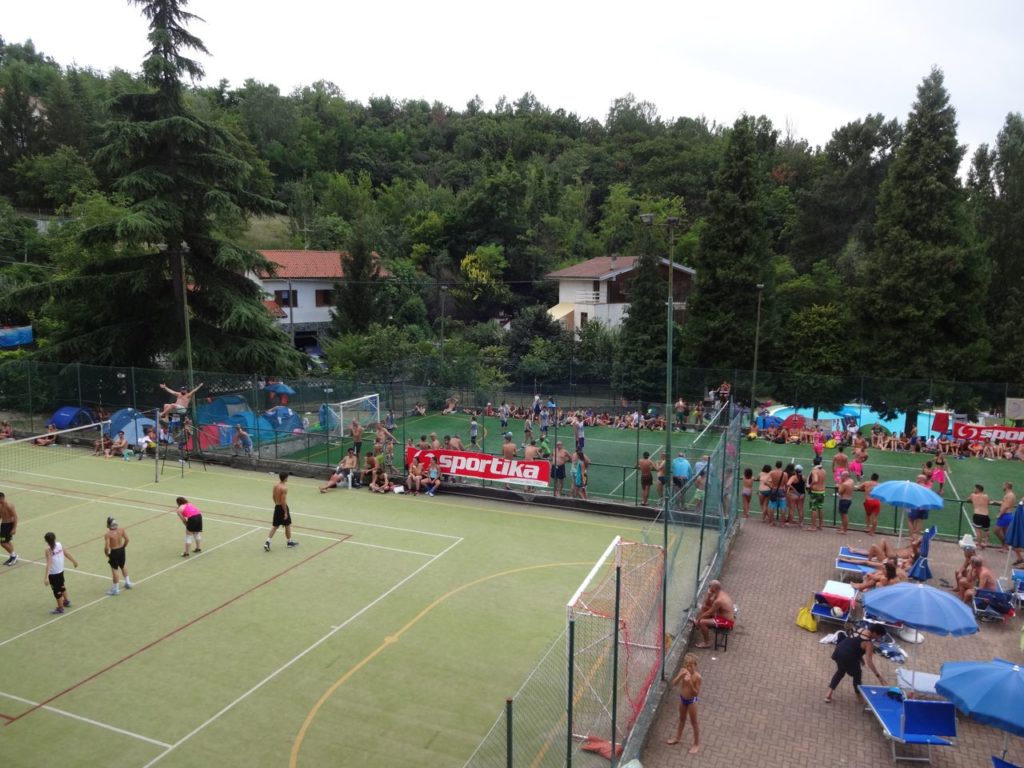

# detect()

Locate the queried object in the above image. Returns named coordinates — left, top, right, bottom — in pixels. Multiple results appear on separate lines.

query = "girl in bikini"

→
left=667, top=653, right=701, bottom=753
left=741, top=467, right=754, bottom=518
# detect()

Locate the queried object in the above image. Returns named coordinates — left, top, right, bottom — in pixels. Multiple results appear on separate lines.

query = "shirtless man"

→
left=103, top=516, right=132, bottom=595
left=993, top=482, right=1017, bottom=552
left=159, top=382, right=203, bottom=422
left=690, top=580, right=735, bottom=648
left=523, top=440, right=540, bottom=460
left=636, top=451, right=656, bottom=506
left=858, top=473, right=881, bottom=535
left=836, top=471, right=855, bottom=534
left=406, top=459, right=423, bottom=495
left=501, top=434, right=517, bottom=489
left=320, top=449, right=358, bottom=492
left=967, top=484, right=992, bottom=549
left=958, top=556, right=997, bottom=604
left=807, top=461, right=827, bottom=531
left=106, top=431, right=129, bottom=458
left=350, top=420, right=365, bottom=457
left=264, top=472, right=298, bottom=552
left=0, top=493, right=18, bottom=566
left=831, top=445, right=850, bottom=485
left=552, top=441, right=572, bottom=497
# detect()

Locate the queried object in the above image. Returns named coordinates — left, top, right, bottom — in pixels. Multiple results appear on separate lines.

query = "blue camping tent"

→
left=757, top=415, right=782, bottom=430
left=120, top=417, right=156, bottom=445
left=0, top=326, right=33, bottom=348
left=109, top=408, right=146, bottom=436
left=49, top=406, right=96, bottom=429
left=263, top=406, right=303, bottom=433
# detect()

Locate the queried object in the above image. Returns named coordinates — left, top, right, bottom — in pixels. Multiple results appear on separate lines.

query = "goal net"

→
left=320, top=394, right=381, bottom=438
left=566, top=536, right=664, bottom=761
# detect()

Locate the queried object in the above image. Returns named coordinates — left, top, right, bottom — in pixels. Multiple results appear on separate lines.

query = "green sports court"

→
left=0, top=438, right=661, bottom=767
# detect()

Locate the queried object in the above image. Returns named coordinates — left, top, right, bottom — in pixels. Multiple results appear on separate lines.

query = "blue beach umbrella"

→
left=936, top=658, right=1024, bottom=757
left=869, top=480, right=944, bottom=510
left=869, top=480, right=944, bottom=546
left=263, top=382, right=296, bottom=395
left=861, top=582, right=978, bottom=637
left=908, top=526, right=936, bottom=582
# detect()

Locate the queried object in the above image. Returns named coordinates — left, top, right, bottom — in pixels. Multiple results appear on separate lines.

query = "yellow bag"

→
left=825, top=438, right=837, bottom=449
left=796, top=600, right=818, bottom=632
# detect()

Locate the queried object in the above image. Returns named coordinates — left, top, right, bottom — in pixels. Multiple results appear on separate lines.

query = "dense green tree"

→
left=12, top=0, right=301, bottom=373
left=855, top=68, right=989, bottom=423
left=684, top=115, right=773, bottom=369
left=615, top=245, right=668, bottom=402
left=13, top=145, right=98, bottom=208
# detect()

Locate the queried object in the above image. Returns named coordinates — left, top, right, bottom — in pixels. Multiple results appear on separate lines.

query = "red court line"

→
left=0, top=712, right=14, bottom=721
left=4, top=535, right=348, bottom=726
left=0, top=510, right=169, bottom=579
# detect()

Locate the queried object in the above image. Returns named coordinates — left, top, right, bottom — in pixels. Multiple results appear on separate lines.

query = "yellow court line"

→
left=289, top=561, right=593, bottom=768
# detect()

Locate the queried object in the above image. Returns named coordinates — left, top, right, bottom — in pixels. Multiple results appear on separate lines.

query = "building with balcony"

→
left=252, top=250, right=344, bottom=350
left=545, top=255, right=695, bottom=332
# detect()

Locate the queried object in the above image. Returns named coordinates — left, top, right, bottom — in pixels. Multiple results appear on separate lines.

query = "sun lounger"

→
left=811, top=580, right=855, bottom=625
left=836, top=552, right=877, bottom=581
left=859, top=685, right=957, bottom=762
left=895, top=669, right=940, bottom=697
left=993, top=756, right=1023, bottom=768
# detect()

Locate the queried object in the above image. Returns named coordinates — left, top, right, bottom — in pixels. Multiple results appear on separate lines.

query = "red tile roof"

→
left=263, top=299, right=288, bottom=318
left=257, top=250, right=345, bottom=279
left=546, top=256, right=639, bottom=280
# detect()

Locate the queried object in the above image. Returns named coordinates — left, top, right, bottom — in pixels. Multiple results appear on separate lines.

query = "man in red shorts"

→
left=690, top=580, right=735, bottom=648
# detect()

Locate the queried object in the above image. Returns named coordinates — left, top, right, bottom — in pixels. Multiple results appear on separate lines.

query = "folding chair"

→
left=811, top=580, right=855, bottom=625
left=974, top=588, right=1016, bottom=623
left=859, top=686, right=957, bottom=762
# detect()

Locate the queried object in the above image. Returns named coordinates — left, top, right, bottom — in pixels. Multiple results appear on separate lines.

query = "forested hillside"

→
left=0, top=3, right=1022, bottom=413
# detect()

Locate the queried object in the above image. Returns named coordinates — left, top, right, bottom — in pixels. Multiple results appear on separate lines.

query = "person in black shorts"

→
left=1, top=492, right=18, bottom=566
left=265, top=472, right=298, bottom=552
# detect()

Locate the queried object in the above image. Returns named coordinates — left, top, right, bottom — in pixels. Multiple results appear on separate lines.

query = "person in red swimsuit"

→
left=689, top=580, right=735, bottom=648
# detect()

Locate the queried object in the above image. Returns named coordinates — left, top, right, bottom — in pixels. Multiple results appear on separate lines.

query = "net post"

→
left=610, top=560, right=621, bottom=767
left=505, top=697, right=513, bottom=768
left=565, top=609, right=575, bottom=768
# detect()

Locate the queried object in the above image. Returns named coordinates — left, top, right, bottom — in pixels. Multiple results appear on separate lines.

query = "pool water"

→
left=769, top=405, right=941, bottom=436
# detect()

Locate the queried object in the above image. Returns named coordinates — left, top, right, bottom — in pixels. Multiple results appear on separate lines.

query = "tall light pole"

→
left=641, top=212, right=679, bottom=685
left=750, top=284, right=764, bottom=425
left=439, top=284, right=448, bottom=386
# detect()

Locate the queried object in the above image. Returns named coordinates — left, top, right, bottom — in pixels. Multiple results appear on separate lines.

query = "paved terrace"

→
left=641, top=520, right=1024, bottom=767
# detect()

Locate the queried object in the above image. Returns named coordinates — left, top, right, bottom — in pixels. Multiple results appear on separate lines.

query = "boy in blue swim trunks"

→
left=667, top=653, right=701, bottom=753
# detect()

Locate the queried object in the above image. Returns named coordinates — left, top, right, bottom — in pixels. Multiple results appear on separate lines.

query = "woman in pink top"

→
left=175, top=497, right=203, bottom=557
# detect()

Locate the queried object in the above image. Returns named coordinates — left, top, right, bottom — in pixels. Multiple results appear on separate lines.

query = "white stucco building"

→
left=252, top=250, right=344, bottom=349
left=545, top=256, right=695, bottom=332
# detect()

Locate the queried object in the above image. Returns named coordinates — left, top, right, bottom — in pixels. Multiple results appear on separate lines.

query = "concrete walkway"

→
left=641, top=519, right=1023, bottom=767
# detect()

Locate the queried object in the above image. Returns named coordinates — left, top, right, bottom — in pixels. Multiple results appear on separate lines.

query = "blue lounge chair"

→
left=973, top=588, right=1016, bottom=623
left=859, top=685, right=957, bottom=762
left=993, top=757, right=1022, bottom=768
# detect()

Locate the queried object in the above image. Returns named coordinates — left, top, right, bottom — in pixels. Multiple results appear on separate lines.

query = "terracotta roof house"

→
left=545, top=255, right=695, bottom=332
left=251, top=250, right=345, bottom=349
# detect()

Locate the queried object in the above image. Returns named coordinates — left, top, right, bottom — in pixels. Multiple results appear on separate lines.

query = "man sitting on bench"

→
left=690, top=580, right=735, bottom=649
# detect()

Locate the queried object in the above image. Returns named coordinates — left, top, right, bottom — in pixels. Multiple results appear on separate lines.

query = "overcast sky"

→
left=4, top=0, right=1022, bottom=158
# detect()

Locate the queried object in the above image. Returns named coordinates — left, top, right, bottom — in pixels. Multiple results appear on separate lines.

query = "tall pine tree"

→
left=684, top=115, right=772, bottom=369
left=856, top=69, right=990, bottom=417
left=27, top=0, right=302, bottom=373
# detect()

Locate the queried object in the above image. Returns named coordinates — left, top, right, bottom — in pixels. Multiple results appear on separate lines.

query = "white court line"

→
left=0, top=528, right=259, bottom=649
left=16, top=558, right=111, bottom=581
left=0, top=690, right=171, bottom=748
left=8, top=470, right=461, bottom=541
left=140, top=535, right=464, bottom=768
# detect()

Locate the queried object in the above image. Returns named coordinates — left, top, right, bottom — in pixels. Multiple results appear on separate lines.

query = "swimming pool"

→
left=769, top=404, right=941, bottom=436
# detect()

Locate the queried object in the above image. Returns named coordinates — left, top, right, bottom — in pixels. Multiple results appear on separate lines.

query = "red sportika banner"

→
left=405, top=446, right=551, bottom=488
left=952, top=421, right=1024, bottom=444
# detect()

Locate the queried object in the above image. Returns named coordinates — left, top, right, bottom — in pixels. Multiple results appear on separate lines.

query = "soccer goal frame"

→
left=322, top=393, right=380, bottom=438
left=565, top=536, right=664, bottom=766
